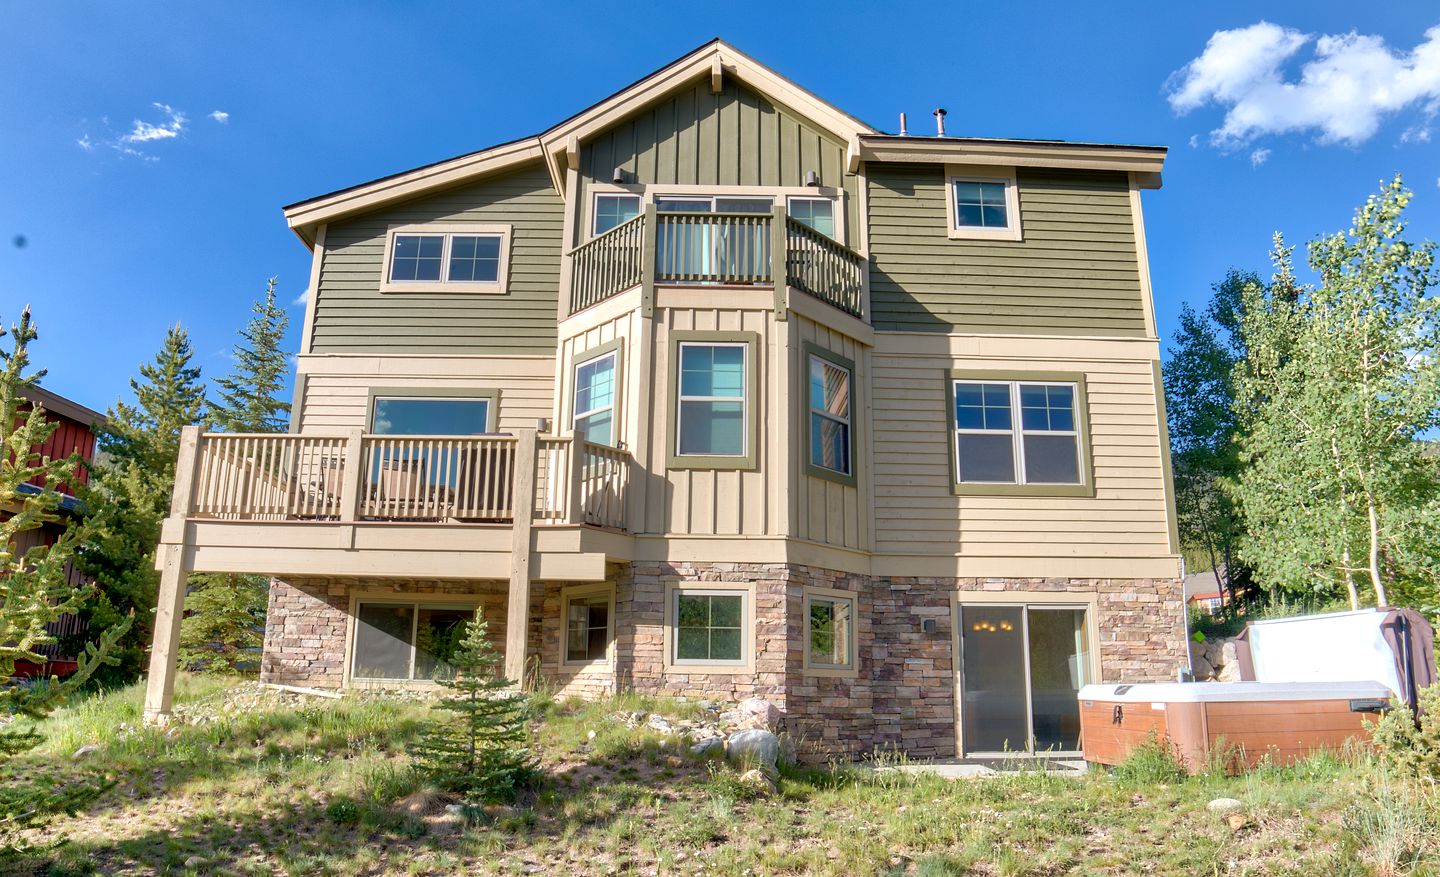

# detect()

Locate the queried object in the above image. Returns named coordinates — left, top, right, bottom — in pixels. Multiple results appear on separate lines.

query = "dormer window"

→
left=379, top=224, right=512, bottom=294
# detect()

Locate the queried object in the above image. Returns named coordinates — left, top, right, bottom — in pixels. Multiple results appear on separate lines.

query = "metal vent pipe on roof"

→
left=899, top=112, right=908, bottom=136
left=933, top=108, right=947, bottom=137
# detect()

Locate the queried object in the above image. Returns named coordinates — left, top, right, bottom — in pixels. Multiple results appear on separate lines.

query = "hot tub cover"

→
left=1078, top=680, right=1394, bottom=704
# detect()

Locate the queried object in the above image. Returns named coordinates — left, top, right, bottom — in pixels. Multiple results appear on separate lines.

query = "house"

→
left=142, top=40, right=1185, bottom=760
left=7, top=385, right=104, bottom=677
left=1185, top=568, right=1226, bottom=615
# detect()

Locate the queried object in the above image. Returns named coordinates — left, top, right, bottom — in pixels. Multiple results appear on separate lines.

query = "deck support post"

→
left=771, top=205, right=788, bottom=321
left=640, top=203, right=658, bottom=317
left=143, top=425, right=202, bottom=726
left=504, top=428, right=538, bottom=685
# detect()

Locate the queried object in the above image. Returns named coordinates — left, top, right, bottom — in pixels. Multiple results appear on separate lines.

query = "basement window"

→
left=350, top=601, right=477, bottom=682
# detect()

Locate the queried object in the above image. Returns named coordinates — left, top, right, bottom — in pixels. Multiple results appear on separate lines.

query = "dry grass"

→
left=4, top=677, right=1436, bottom=876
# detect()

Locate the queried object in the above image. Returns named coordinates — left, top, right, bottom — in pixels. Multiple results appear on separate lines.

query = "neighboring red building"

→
left=7, top=385, right=105, bottom=677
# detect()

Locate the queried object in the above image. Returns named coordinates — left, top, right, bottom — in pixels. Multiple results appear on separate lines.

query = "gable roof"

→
left=282, top=39, right=877, bottom=246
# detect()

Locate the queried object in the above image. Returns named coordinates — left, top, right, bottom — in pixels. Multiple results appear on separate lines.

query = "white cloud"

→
left=76, top=134, right=93, bottom=152
left=122, top=103, right=186, bottom=144
left=291, top=287, right=312, bottom=308
left=1250, top=147, right=1272, bottom=167
left=1168, top=21, right=1440, bottom=147
left=209, top=110, right=230, bottom=124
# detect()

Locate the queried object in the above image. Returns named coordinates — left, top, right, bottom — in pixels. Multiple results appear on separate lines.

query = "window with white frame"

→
left=805, top=590, right=856, bottom=671
left=944, top=169, right=1021, bottom=241
left=562, top=589, right=613, bottom=665
left=593, top=194, right=641, bottom=236
left=953, top=380, right=1082, bottom=485
left=808, top=352, right=852, bottom=478
left=788, top=197, right=836, bottom=239
left=380, top=224, right=511, bottom=293
left=676, top=342, right=747, bottom=458
left=673, top=588, right=747, bottom=664
left=351, top=601, right=476, bottom=682
left=573, top=351, right=617, bottom=446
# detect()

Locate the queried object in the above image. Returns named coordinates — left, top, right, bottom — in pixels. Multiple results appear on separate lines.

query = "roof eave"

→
left=857, top=135, right=1167, bottom=188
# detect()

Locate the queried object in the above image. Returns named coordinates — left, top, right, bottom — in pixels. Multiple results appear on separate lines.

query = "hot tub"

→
left=1077, top=680, right=1393, bottom=773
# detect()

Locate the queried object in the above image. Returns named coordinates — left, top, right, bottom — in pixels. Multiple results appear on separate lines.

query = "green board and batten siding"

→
left=310, top=162, right=563, bottom=355
left=866, top=164, right=1148, bottom=337
left=579, top=78, right=859, bottom=240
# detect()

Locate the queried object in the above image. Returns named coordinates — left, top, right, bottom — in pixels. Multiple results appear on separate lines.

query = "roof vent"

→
left=899, top=112, right=908, bottom=136
left=933, top=108, right=947, bottom=137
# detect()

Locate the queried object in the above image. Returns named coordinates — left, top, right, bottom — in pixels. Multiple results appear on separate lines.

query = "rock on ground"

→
left=739, top=768, right=777, bottom=796
left=725, top=729, right=779, bottom=773
left=1207, top=797, right=1244, bottom=814
left=737, top=697, right=780, bottom=730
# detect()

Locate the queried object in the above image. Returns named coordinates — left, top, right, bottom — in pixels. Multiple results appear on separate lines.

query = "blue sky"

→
left=2, top=1, right=1437, bottom=414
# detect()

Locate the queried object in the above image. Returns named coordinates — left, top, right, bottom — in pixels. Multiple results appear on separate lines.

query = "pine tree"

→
left=75, top=325, right=206, bottom=684
left=177, top=573, right=267, bottom=674
left=1229, top=178, right=1440, bottom=610
left=210, top=276, right=291, bottom=434
left=0, top=309, right=129, bottom=850
left=409, top=610, right=535, bottom=803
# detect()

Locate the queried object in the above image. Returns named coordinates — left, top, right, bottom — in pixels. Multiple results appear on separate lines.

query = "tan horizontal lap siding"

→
left=790, top=315, right=868, bottom=552
left=871, top=341, right=1169, bottom=558
left=311, top=163, right=563, bottom=354
left=297, top=358, right=555, bottom=433
left=579, top=78, right=858, bottom=241
left=866, top=164, right=1146, bottom=336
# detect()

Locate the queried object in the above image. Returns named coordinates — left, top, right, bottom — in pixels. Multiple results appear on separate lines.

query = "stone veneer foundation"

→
left=261, top=563, right=1184, bottom=760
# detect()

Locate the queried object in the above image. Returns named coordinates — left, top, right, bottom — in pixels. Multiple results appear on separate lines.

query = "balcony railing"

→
left=567, top=204, right=865, bottom=319
left=183, top=430, right=631, bottom=530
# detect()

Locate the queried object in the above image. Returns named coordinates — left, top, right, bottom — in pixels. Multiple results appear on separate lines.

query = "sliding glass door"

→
left=956, top=604, right=1090, bottom=755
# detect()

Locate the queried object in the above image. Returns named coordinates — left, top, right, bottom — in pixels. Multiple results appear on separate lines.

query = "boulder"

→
left=1204, top=640, right=1224, bottom=667
left=1190, top=654, right=1215, bottom=680
left=1206, top=797, right=1243, bottom=814
left=646, top=714, right=674, bottom=735
left=690, top=737, right=724, bottom=757
left=737, top=697, right=780, bottom=730
left=1216, top=652, right=1243, bottom=683
left=725, top=728, right=779, bottom=773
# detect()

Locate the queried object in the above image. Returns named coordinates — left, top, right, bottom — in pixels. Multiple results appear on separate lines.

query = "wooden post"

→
left=142, top=425, right=202, bottom=726
left=504, top=428, right=538, bottom=684
left=640, top=203, right=658, bottom=318
left=338, top=427, right=365, bottom=522
left=566, top=425, right=587, bottom=525
left=771, top=205, right=788, bottom=321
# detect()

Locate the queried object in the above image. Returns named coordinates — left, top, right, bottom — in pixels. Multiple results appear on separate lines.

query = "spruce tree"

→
left=210, top=276, right=291, bottom=434
left=75, top=325, right=206, bottom=684
left=409, top=610, right=535, bottom=803
left=1, top=309, right=129, bottom=849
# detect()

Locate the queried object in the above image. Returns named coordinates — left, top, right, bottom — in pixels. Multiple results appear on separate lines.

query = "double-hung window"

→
left=951, top=375, right=1087, bottom=493
left=593, top=194, right=642, bottom=236
left=807, top=348, right=853, bottom=482
left=672, top=333, right=754, bottom=467
left=380, top=224, right=512, bottom=293
left=573, top=348, right=618, bottom=446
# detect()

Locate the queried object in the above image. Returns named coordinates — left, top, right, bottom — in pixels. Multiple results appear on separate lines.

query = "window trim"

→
left=378, top=223, right=514, bottom=294
left=559, top=583, right=616, bottom=670
left=802, top=586, right=859, bottom=677
left=590, top=193, right=644, bottom=238
left=585, top=182, right=850, bottom=246
left=943, top=166, right=1022, bottom=242
left=366, top=388, right=499, bottom=435
left=662, top=581, right=756, bottom=673
left=667, top=330, right=760, bottom=471
left=786, top=195, right=839, bottom=240
left=344, top=591, right=487, bottom=687
left=803, top=342, right=857, bottom=486
left=571, top=339, right=624, bottom=447
left=945, top=370, right=1094, bottom=497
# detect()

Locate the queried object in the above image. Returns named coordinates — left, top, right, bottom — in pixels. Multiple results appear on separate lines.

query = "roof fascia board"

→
left=859, top=138, right=1166, bottom=187
left=22, top=385, right=106, bottom=426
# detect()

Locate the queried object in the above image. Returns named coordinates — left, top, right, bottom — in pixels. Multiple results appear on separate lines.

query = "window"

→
left=371, top=397, right=492, bottom=436
left=950, top=375, right=1087, bottom=493
left=351, top=601, right=476, bottom=682
left=379, top=224, right=512, bottom=293
left=672, top=589, right=747, bottom=665
left=675, top=341, right=748, bottom=459
left=573, top=349, right=618, bottom=446
left=944, top=168, right=1021, bottom=241
left=562, top=588, right=613, bottom=665
left=807, top=349, right=853, bottom=481
left=804, top=589, right=856, bottom=672
left=788, top=197, right=836, bottom=238
left=593, top=194, right=641, bottom=236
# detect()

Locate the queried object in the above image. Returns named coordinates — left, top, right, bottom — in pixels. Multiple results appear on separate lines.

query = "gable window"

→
left=351, top=600, right=477, bottom=682
left=804, top=589, right=856, bottom=673
left=788, top=197, right=836, bottom=239
left=379, top=224, right=512, bottom=293
left=562, top=587, right=614, bottom=665
left=806, top=347, right=854, bottom=483
left=573, top=348, right=618, bottom=446
left=593, top=194, right=642, bottom=236
left=944, top=168, right=1022, bottom=242
left=950, top=374, right=1089, bottom=495
left=672, top=588, right=748, bottom=665
left=673, top=337, right=751, bottom=463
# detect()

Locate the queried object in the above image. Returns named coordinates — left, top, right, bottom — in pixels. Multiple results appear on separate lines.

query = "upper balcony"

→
left=567, top=204, right=866, bottom=319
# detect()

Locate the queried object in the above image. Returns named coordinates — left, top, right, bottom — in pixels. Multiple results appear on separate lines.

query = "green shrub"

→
left=1109, top=733, right=1186, bottom=786
left=1372, top=685, right=1440, bottom=782
left=325, top=797, right=360, bottom=824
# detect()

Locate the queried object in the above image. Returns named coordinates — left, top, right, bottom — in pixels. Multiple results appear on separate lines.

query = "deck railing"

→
left=564, top=204, right=867, bottom=318
left=184, top=431, right=631, bottom=529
